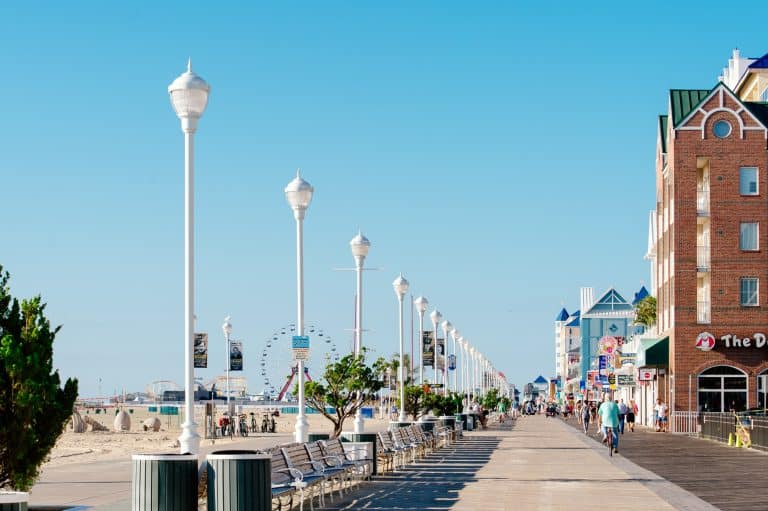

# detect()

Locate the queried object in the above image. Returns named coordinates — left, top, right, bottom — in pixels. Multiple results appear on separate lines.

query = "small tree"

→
left=0, top=266, right=78, bottom=490
left=399, top=385, right=427, bottom=420
left=302, top=352, right=384, bottom=438
left=481, top=388, right=500, bottom=411
left=634, top=296, right=657, bottom=327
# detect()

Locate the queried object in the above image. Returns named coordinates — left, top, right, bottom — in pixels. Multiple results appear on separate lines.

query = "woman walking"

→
left=627, top=399, right=637, bottom=432
left=581, top=400, right=591, bottom=434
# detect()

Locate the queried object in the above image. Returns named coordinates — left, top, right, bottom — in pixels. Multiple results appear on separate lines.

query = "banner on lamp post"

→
left=230, top=340, right=243, bottom=371
left=422, top=331, right=434, bottom=367
left=194, top=333, right=208, bottom=368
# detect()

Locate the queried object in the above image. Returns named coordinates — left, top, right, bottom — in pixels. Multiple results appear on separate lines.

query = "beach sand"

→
left=44, top=405, right=392, bottom=469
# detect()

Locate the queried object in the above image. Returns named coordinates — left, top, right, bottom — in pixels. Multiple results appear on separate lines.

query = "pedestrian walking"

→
left=627, top=399, right=637, bottom=432
left=581, top=399, right=591, bottom=434
left=654, top=398, right=668, bottom=432
left=618, top=399, right=629, bottom=434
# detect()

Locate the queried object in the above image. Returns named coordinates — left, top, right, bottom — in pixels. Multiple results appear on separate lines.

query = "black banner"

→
left=422, top=331, right=434, bottom=367
left=230, top=340, right=243, bottom=371
left=194, top=333, right=208, bottom=368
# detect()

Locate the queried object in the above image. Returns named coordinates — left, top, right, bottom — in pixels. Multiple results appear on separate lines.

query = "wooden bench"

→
left=378, top=431, right=409, bottom=469
left=304, top=440, right=352, bottom=500
left=375, top=433, right=397, bottom=472
left=281, top=443, right=330, bottom=510
left=269, top=449, right=301, bottom=511
left=319, top=438, right=372, bottom=481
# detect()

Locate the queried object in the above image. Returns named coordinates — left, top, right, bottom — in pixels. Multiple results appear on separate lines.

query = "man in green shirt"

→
left=598, top=395, right=620, bottom=453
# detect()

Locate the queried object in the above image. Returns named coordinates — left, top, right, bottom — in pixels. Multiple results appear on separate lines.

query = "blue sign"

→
left=579, top=380, right=586, bottom=391
left=448, top=354, right=456, bottom=370
left=292, top=336, right=310, bottom=349
left=598, top=355, right=608, bottom=385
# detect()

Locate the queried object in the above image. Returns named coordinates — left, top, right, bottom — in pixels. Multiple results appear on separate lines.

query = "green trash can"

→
left=132, top=453, right=198, bottom=511
left=308, top=433, right=330, bottom=442
left=0, top=492, right=28, bottom=511
left=207, top=451, right=271, bottom=511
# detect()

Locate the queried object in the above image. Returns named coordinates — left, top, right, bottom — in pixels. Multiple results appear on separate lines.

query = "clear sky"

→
left=2, top=2, right=768, bottom=397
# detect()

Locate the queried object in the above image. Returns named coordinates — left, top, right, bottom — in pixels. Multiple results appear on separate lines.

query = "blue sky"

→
left=2, top=2, right=767, bottom=396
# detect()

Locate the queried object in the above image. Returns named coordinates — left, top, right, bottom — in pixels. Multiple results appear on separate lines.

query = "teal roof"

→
left=670, top=89, right=711, bottom=126
left=659, top=115, right=668, bottom=153
left=585, top=288, right=633, bottom=314
left=556, top=308, right=569, bottom=321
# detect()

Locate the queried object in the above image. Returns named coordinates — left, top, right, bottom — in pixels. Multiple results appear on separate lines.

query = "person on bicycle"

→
left=598, top=395, right=620, bottom=454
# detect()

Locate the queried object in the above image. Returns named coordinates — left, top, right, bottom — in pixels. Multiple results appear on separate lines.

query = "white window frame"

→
left=740, top=277, right=759, bottom=306
left=740, top=167, right=759, bottom=196
left=739, top=222, right=759, bottom=251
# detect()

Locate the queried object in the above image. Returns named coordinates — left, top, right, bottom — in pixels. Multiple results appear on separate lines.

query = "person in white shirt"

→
left=654, top=398, right=668, bottom=432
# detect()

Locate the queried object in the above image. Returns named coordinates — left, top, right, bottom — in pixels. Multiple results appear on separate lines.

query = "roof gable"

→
left=670, top=89, right=711, bottom=126
left=748, top=52, right=768, bottom=69
left=556, top=308, right=569, bottom=321
left=584, top=288, right=633, bottom=314
left=533, top=375, right=548, bottom=384
left=675, top=83, right=768, bottom=137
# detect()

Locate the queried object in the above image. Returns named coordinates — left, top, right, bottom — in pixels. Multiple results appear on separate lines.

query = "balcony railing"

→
left=697, top=301, right=711, bottom=324
left=697, top=245, right=710, bottom=270
left=697, top=189, right=710, bottom=215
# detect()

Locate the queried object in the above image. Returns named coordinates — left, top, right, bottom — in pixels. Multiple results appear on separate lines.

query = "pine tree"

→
left=0, top=265, right=78, bottom=490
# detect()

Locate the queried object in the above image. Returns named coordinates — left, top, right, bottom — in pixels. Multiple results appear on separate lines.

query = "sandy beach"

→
left=43, top=405, right=392, bottom=470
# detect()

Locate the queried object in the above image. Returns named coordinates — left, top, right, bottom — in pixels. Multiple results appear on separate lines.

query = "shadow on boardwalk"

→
left=562, top=416, right=768, bottom=511
left=319, top=423, right=511, bottom=510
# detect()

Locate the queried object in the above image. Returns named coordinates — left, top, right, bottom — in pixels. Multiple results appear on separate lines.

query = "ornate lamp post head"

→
left=285, top=169, right=314, bottom=220
left=414, top=296, right=429, bottom=315
left=393, top=273, right=409, bottom=299
left=222, top=316, right=232, bottom=337
left=168, top=59, right=210, bottom=131
left=429, top=309, right=442, bottom=325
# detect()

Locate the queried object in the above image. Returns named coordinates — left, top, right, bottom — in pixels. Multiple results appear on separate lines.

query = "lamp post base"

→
left=353, top=410, right=365, bottom=433
left=294, top=414, right=309, bottom=443
left=178, top=420, right=201, bottom=455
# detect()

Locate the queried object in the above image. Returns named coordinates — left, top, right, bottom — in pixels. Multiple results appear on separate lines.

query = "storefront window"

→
left=698, top=366, right=747, bottom=412
left=759, top=370, right=768, bottom=409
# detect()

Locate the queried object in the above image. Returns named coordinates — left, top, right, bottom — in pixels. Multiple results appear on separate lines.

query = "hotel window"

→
left=698, top=366, right=747, bottom=412
left=740, top=167, right=758, bottom=195
left=759, top=370, right=768, bottom=409
left=740, top=277, right=759, bottom=306
left=740, top=222, right=759, bottom=251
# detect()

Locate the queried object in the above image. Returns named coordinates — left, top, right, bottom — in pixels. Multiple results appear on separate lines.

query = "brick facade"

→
left=659, top=84, right=768, bottom=412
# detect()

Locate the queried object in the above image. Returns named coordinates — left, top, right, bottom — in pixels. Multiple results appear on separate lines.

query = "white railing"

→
left=697, top=245, right=710, bottom=270
left=671, top=411, right=700, bottom=434
left=697, top=189, right=710, bottom=215
left=697, top=301, right=711, bottom=324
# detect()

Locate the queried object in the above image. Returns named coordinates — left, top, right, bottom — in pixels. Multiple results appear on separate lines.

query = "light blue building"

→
left=579, top=287, right=642, bottom=384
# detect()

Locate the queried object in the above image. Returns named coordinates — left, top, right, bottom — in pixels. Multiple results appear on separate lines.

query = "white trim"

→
left=0, top=492, right=29, bottom=503
left=675, top=85, right=767, bottom=138
left=207, top=453, right=270, bottom=461
left=701, top=108, right=744, bottom=139
left=131, top=454, right=198, bottom=461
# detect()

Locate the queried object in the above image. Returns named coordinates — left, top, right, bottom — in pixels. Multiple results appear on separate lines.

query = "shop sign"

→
left=620, top=353, right=636, bottom=365
left=638, top=368, right=656, bottom=381
left=696, top=332, right=767, bottom=351
left=617, top=374, right=636, bottom=386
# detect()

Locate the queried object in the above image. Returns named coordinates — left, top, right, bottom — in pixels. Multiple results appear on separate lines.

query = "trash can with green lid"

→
left=132, top=453, right=198, bottom=511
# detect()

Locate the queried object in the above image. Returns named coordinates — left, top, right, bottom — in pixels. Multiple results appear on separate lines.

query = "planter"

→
left=207, top=451, right=270, bottom=511
left=132, top=453, right=198, bottom=511
left=0, top=492, right=28, bottom=511
left=341, top=432, right=378, bottom=475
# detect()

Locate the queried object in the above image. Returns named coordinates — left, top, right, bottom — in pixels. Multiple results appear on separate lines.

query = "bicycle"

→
left=605, top=426, right=615, bottom=456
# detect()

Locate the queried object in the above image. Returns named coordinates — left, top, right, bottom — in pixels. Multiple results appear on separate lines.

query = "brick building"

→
left=649, top=49, right=768, bottom=419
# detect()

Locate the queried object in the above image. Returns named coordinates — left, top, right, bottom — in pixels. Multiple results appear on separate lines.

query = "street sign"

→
left=618, top=374, right=636, bottom=386
left=292, top=335, right=310, bottom=362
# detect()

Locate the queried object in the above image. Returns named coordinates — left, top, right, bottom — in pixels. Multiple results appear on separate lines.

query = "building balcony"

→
left=697, top=245, right=710, bottom=271
left=697, top=301, right=711, bottom=324
left=697, top=189, right=710, bottom=215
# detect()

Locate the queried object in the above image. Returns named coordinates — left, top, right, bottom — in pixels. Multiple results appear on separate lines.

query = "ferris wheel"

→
left=257, top=322, right=341, bottom=399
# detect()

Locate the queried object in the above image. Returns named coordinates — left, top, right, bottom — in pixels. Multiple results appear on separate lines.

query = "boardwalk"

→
left=563, top=416, right=768, bottom=511
left=319, top=416, right=713, bottom=511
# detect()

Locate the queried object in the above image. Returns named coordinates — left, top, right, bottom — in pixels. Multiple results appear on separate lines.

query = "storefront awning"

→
left=637, top=336, right=669, bottom=367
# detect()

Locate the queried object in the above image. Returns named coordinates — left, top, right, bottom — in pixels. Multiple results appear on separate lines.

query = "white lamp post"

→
left=429, top=309, right=442, bottom=387
left=413, top=297, right=429, bottom=384
left=450, top=328, right=459, bottom=393
left=285, top=170, right=314, bottom=443
left=350, top=231, right=370, bottom=433
left=441, top=320, right=453, bottom=396
left=393, top=273, right=409, bottom=422
left=169, top=59, right=210, bottom=455
left=222, top=316, right=232, bottom=412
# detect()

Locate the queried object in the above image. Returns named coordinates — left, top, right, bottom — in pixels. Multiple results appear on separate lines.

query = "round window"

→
left=713, top=120, right=732, bottom=138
